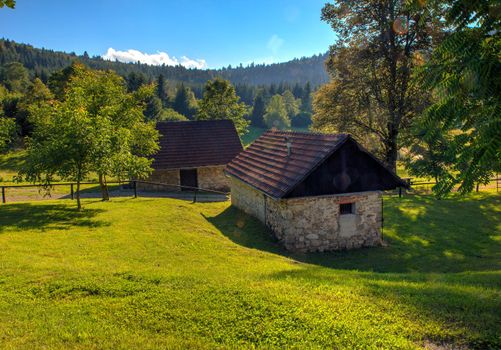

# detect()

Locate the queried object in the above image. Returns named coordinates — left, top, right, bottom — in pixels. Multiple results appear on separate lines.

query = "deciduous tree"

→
left=263, top=94, right=290, bottom=130
left=196, top=78, right=249, bottom=135
left=314, top=0, right=446, bottom=171
left=22, top=67, right=159, bottom=209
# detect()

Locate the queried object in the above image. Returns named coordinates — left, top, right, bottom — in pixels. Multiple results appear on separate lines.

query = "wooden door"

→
left=180, top=169, right=198, bottom=190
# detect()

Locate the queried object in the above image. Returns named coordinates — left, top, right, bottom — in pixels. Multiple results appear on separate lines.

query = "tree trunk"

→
left=385, top=129, right=398, bottom=173
left=99, top=173, right=110, bottom=201
left=76, top=179, right=81, bottom=210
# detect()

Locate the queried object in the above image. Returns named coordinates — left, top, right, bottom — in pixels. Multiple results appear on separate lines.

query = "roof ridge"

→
left=157, top=119, right=233, bottom=125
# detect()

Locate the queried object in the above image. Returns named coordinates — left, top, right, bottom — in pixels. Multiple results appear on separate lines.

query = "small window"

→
left=340, top=203, right=355, bottom=215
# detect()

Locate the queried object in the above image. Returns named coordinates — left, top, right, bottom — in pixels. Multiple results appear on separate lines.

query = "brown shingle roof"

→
left=152, top=120, right=243, bottom=170
left=226, top=130, right=349, bottom=198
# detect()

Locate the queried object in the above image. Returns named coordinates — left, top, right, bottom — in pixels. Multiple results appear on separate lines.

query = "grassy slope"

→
left=0, top=193, right=500, bottom=349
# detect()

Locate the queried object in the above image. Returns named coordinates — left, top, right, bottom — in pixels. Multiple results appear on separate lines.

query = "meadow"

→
left=0, top=192, right=499, bottom=349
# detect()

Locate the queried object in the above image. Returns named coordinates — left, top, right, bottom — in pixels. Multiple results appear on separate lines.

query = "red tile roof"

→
left=226, top=130, right=349, bottom=198
left=152, top=120, right=243, bottom=170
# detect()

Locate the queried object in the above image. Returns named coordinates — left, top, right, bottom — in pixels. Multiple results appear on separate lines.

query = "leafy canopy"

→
left=410, top=0, right=501, bottom=195
left=196, top=78, right=249, bottom=135
left=314, top=0, right=446, bottom=170
left=22, top=64, right=159, bottom=209
left=264, top=94, right=290, bottom=130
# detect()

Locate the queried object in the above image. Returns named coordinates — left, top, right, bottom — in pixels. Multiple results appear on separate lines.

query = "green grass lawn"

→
left=0, top=193, right=500, bottom=349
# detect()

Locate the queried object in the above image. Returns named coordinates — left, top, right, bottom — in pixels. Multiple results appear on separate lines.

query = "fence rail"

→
left=0, top=180, right=229, bottom=204
left=1, top=177, right=498, bottom=204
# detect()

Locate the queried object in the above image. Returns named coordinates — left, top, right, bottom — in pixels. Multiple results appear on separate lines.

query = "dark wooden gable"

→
left=285, top=138, right=406, bottom=198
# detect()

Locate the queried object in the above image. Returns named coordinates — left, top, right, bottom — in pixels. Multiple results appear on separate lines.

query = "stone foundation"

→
left=230, top=178, right=382, bottom=252
left=140, top=166, right=230, bottom=192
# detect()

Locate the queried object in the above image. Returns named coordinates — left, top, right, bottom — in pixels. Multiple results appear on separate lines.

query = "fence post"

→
left=1, top=186, right=5, bottom=204
left=133, top=180, right=137, bottom=198
left=398, top=187, right=402, bottom=198
left=70, top=183, right=74, bottom=200
left=193, top=189, right=197, bottom=203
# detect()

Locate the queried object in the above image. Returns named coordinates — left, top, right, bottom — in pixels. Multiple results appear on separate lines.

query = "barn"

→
left=141, top=120, right=243, bottom=192
left=226, top=130, right=408, bottom=252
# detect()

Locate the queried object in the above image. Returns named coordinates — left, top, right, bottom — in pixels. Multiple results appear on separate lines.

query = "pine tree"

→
left=250, top=90, right=266, bottom=128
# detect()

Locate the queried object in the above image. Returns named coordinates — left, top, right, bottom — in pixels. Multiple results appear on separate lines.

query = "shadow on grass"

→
left=0, top=150, right=26, bottom=173
left=0, top=202, right=109, bottom=233
left=266, top=265, right=501, bottom=349
left=207, top=194, right=501, bottom=348
left=206, top=193, right=501, bottom=273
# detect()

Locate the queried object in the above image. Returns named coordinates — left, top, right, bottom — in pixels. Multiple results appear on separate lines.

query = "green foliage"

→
left=47, top=61, right=86, bottom=99
left=0, top=193, right=499, bottom=348
left=0, top=0, right=15, bottom=8
left=125, top=71, right=148, bottom=92
left=291, top=111, right=312, bottom=128
left=263, top=94, right=290, bottom=130
left=281, top=90, right=299, bottom=119
left=157, top=108, right=188, bottom=122
left=15, top=78, right=53, bottom=135
left=317, top=0, right=446, bottom=171
left=250, top=89, right=266, bottom=127
left=143, top=95, right=163, bottom=121
left=413, top=1, right=501, bottom=195
left=0, top=116, right=16, bottom=151
left=172, top=84, right=197, bottom=119
left=21, top=67, right=159, bottom=209
left=0, top=62, right=30, bottom=92
left=196, top=78, right=249, bottom=135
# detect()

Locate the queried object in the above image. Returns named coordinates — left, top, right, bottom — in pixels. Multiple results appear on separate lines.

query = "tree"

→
left=196, top=78, right=249, bottom=135
left=250, top=89, right=266, bottom=127
left=282, top=90, right=300, bottom=119
left=157, top=108, right=188, bottom=122
left=0, top=62, right=30, bottom=92
left=125, top=71, right=147, bottom=92
left=0, top=0, right=15, bottom=9
left=315, top=0, right=446, bottom=171
left=143, top=95, right=163, bottom=121
left=48, top=61, right=85, bottom=99
left=0, top=116, right=16, bottom=152
left=300, top=82, right=312, bottom=113
left=16, top=78, right=53, bottom=136
left=22, top=67, right=159, bottom=209
left=156, top=74, right=167, bottom=106
left=409, top=0, right=501, bottom=195
left=263, top=94, right=290, bottom=130
left=173, top=84, right=197, bottom=119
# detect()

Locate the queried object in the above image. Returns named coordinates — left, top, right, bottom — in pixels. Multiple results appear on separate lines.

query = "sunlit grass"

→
left=0, top=193, right=499, bottom=349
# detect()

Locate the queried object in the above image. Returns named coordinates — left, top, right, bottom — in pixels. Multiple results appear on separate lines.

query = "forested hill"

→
left=0, top=39, right=329, bottom=86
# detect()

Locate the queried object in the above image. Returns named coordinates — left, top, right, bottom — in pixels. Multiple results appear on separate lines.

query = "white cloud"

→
left=102, top=48, right=207, bottom=69
left=266, top=34, right=284, bottom=55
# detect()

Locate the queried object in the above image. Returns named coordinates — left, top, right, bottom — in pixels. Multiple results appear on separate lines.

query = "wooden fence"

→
left=0, top=180, right=229, bottom=204
left=1, top=177, right=498, bottom=204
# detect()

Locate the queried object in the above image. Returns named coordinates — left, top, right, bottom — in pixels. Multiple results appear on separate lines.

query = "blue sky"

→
left=0, top=0, right=336, bottom=69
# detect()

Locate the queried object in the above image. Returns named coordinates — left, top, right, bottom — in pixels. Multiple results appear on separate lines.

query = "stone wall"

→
left=230, top=177, right=266, bottom=222
left=139, top=166, right=231, bottom=192
left=198, top=166, right=231, bottom=192
left=230, top=177, right=382, bottom=252
left=138, top=169, right=180, bottom=191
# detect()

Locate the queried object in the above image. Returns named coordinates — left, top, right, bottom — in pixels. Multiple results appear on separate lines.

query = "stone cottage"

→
left=141, top=120, right=243, bottom=192
left=226, top=130, right=408, bottom=252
